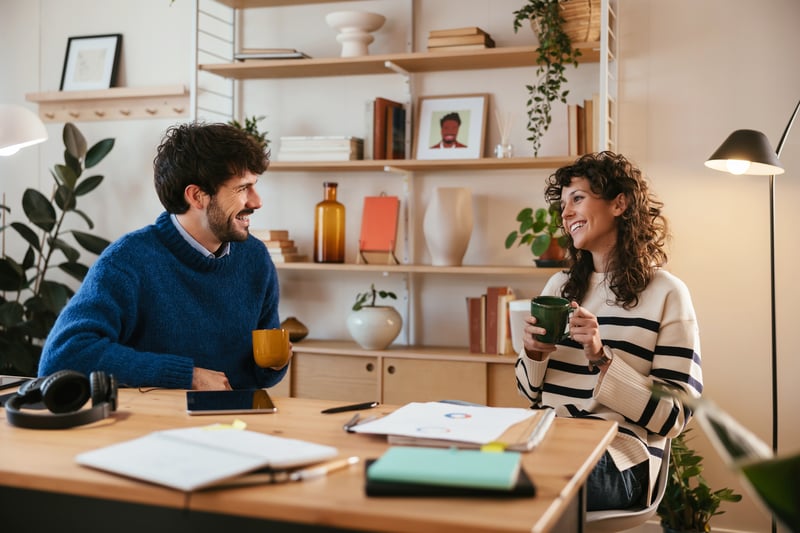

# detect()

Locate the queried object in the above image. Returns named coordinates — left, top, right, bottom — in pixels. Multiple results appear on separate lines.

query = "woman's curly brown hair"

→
left=544, top=151, right=670, bottom=309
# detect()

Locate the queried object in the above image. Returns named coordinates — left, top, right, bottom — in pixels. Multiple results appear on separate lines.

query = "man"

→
left=430, top=112, right=467, bottom=149
left=39, top=122, right=289, bottom=391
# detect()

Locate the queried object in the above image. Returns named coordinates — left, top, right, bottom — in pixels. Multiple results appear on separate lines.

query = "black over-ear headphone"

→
left=5, top=370, right=118, bottom=429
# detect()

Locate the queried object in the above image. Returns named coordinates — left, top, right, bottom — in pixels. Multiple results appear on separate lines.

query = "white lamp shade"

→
left=0, top=104, right=48, bottom=156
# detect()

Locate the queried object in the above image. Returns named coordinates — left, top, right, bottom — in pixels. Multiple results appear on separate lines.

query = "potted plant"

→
left=0, top=123, right=113, bottom=376
left=346, top=283, right=402, bottom=350
left=512, top=0, right=597, bottom=156
left=504, top=202, right=569, bottom=266
left=228, top=114, right=270, bottom=150
left=658, top=428, right=742, bottom=533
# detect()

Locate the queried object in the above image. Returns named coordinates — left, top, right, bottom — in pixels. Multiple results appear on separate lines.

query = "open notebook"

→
left=76, top=426, right=338, bottom=492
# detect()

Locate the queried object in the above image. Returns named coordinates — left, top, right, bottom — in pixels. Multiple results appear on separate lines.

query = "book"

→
left=497, top=292, right=517, bottom=355
left=358, top=195, right=400, bottom=263
left=364, top=458, right=536, bottom=497
left=250, top=229, right=289, bottom=241
left=387, top=408, right=555, bottom=452
left=269, top=253, right=307, bottom=263
left=466, top=296, right=485, bottom=354
left=261, top=239, right=295, bottom=249
left=372, top=97, right=403, bottom=160
left=427, top=34, right=495, bottom=49
left=485, top=286, right=513, bottom=355
left=583, top=94, right=600, bottom=153
left=385, top=104, right=406, bottom=160
left=428, top=27, right=487, bottom=38
left=425, top=44, right=493, bottom=52
left=267, top=245, right=298, bottom=254
left=367, top=447, right=522, bottom=491
left=75, top=426, right=338, bottom=491
left=276, top=150, right=362, bottom=161
left=567, top=103, right=584, bottom=156
left=235, top=50, right=310, bottom=61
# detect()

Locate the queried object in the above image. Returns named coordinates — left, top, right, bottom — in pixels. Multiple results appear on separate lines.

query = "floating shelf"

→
left=200, top=44, right=600, bottom=80
left=273, top=263, right=557, bottom=275
left=25, top=85, right=190, bottom=123
left=268, top=156, right=576, bottom=172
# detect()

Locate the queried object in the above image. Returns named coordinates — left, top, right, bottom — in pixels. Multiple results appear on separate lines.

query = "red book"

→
left=466, top=296, right=485, bottom=354
left=485, top=287, right=512, bottom=355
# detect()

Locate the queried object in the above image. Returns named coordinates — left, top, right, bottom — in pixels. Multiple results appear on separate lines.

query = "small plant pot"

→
left=346, top=306, right=402, bottom=350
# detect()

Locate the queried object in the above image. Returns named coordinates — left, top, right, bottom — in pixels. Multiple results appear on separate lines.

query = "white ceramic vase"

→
left=346, top=306, right=402, bottom=350
left=422, top=187, right=474, bottom=266
left=325, top=11, right=386, bottom=57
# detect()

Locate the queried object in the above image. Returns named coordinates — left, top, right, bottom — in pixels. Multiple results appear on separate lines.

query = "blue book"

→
left=366, top=447, right=522, bottom=491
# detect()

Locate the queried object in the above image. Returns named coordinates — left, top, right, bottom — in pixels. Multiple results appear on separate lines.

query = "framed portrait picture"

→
left=413, top=94, right=488, bottom=160
left=60, top=34, right=123, bottom=91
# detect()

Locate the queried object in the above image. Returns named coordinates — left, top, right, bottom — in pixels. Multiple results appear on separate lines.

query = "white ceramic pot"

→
left=422, top=187, right=474, bottom=266
left=346, top=306, right=402, bottom=350
left=325, top=11, right=386, bottom=57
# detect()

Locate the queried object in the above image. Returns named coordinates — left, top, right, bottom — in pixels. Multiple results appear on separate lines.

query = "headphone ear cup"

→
left=16, top=376, right=47, bottom=404
left=90, top=371, right=109, bottom=406
left=40, top=370, right=91, bottom=414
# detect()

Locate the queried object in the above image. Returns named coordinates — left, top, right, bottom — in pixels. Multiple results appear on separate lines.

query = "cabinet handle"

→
left=366, top=363, right=374, bottom=372
left=387, top=365, right=395, bottom=375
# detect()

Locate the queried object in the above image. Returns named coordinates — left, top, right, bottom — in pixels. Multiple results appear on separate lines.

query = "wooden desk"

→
left=0, top=388, right=616, bottom=533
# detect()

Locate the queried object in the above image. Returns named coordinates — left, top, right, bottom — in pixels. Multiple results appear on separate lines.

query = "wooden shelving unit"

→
left=274, top=262, right=558, bottom=275
left=268, top=155, right=576, bottom=172
left=25, top=85, right=189, bottom=123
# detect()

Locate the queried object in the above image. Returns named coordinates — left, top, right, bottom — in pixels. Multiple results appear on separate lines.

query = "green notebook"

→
left=366, top=447, right=522, bottom=491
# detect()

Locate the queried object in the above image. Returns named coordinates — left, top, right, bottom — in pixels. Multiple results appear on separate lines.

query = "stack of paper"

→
left=277, top=136, right=364, bottom=161
left=350, top=401, right=554, bottom=452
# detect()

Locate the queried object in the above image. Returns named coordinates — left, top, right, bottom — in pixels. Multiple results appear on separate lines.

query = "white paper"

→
left=76, top=427, right=338, bottom=491
left=350, top=402, right=536, bottom=444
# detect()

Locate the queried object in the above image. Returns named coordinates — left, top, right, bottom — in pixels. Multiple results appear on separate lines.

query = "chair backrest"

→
left=584, top=440, right=671, bottom=533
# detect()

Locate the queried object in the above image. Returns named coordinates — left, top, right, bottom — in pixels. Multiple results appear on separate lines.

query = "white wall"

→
left=2, top=1, right=798, bottom=531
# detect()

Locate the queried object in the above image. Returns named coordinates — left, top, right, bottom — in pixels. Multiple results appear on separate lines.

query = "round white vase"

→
left=325, top=11, right=386, bottom=57
left=422, top=187, right=474, bottom=266
left=346, top=306, right=403, bottom=350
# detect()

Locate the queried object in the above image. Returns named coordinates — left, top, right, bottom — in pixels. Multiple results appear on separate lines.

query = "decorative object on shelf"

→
left=0, top=104, right=47, bottom=156
left=0, top=123, right=114, bottom=376
left=423, top=187, right=474, bottom=267
left=494, top=109, right=515, bottom=159
left=657, top=428, right=742, bottom=533
left=60, top=33, right=123, bottom=91
left=512, top=0, right=599, bottom=156
left=347, top=284, right=402, bottom=350
left=228, top=114, right=269, bottom=150
left=313, top=181, right=345, bottom=263
left=357, top=194, right=400, bottom=265
left=280, top=316, right=309, bottom=343
left=504, top=202, right=568, bottom=266
left=325, top=11, right=386, bottom=58
left=413, top=94, right=489, bottom=160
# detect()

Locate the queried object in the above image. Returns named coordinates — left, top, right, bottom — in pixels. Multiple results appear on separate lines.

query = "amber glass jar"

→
left=313, top=182, right=345, bottom=263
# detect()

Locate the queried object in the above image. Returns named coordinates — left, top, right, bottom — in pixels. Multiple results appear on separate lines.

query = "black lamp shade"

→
left=705, top=129, right=784, bottom=175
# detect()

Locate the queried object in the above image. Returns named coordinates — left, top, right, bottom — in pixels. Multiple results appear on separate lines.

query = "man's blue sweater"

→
left=38, top=211, right=286, bottom=389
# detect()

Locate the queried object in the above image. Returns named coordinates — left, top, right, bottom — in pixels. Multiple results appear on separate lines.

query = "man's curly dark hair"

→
left=544, top=151, right=670, bottom=309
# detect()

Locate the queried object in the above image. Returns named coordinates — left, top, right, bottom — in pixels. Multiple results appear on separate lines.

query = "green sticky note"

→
left=367, top=446, right=522, bottom=490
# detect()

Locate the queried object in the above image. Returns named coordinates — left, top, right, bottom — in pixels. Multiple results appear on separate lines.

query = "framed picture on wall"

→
left=413, top=94, right=488, bottom=160
left=60, top=34, right=123, bottom=91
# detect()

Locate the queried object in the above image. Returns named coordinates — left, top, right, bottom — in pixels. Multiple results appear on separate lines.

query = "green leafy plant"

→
left=352, top=283, right=397, bottom=311
left=658, top=429, right=742, bottom=532
left=0, top=123, right=113, bottom=376
left=504, top=202, right=568, bottom=257
left=513, top=0, right=583, bottom=156
left=228, top=115, right=270, bottom=149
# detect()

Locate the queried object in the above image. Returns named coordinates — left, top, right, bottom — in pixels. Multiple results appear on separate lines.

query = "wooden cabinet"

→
left=382, top=357, right=486, bottom=405
left=290, top=351, right=378, bottom=401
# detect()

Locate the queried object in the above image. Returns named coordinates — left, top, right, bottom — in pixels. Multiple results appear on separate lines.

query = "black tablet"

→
left=186, top=389, right=277, bottom=415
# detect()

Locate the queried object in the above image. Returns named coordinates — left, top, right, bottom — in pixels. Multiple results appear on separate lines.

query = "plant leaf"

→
left=53, top=163, right=78, bottom=188
left=63, top=122, right=87, bottom=160
left=72, top=231, right=110, bottom=255
left=10, top=222, right=41, bottom=251
left=75, top=175, right=104, bottom=196
left=54, top=184, right=77, bottom=211
left=58, top=261, right=90, bottom=282
left=0, top=258, right=25, bottom=291
left=48, top=237, right=80, bottom=262
left=21, top=189, right=56, bottom=232
left=85, top=139, right=115, bottom=168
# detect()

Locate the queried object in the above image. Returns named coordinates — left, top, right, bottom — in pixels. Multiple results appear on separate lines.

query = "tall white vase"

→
left=422, top=187, right=473, bottom=266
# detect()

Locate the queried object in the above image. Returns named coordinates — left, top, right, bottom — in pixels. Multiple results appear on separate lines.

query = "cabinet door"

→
left=487, top=362, right=530, bottom=408
left=268, top=369, right=291, bottom=398
left=291, top=352, right=379, bottom=401
left=383, top=358, right=486, bottom=405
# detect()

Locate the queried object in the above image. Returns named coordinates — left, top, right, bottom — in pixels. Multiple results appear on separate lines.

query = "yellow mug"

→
left=252, top=328, right=291, bottom=368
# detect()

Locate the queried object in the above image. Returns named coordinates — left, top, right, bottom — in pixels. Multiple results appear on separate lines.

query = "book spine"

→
left=466, top=297, right=484, bottom=354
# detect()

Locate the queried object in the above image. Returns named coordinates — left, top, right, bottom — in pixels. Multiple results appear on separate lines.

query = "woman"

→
left=516, top=151, right=703, bottom=510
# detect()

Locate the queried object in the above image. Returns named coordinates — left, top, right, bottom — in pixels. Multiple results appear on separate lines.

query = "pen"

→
left=321, top=401, right=379, bottom=414
left=289, top=456, right=360, bottom=481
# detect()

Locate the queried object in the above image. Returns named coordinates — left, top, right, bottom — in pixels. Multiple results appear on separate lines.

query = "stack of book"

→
left=234, top=48, right=311, bottom=61
left=466, top=286, right=516, bottom=355
left=276, top=136, right=364, bottom=162
left=566, top=94, right=603, bottom=156
left=251, top=229, right=307, bottom=263
left=427, top=27, right=495, bottom=52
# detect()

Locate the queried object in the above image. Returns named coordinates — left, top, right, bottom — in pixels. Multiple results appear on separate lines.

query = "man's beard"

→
left=207, top=197, right=250, bottom=243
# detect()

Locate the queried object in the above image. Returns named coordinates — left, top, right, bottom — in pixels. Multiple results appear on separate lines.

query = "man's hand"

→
left=192, top=367, right=231, bottom=390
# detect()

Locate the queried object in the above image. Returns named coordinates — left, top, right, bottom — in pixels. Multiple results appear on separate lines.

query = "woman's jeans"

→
left=585, top=451, right=649, bottom=511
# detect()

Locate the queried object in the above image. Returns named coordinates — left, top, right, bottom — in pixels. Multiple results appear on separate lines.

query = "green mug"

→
left=530, top=296, right=572, bottom=344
